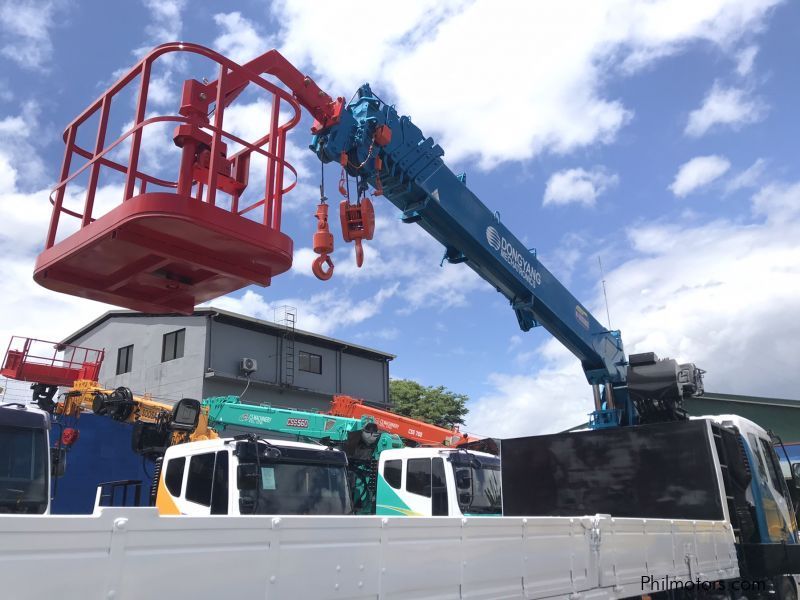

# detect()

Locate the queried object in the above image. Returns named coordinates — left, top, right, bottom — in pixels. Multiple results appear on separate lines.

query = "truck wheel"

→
left=778, top=577, right=797, bottom=600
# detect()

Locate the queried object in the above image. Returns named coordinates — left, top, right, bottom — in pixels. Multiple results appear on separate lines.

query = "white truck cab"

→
left=154, top=436, right=352, bottom=516
left=375, top=447, right=501, bottom=517
left=705, top=414, right=799, bottom=544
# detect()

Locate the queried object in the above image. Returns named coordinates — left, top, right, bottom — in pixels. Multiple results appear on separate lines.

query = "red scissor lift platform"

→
left=32, top=43, right=344, bottom=314
left=1, top=336, right=104, bottom=387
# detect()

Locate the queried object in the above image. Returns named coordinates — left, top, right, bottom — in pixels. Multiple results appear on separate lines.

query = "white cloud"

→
left=0, top=101, right=46, bottom=187
left=725, top=158, right=767, bottom=194
left=293, top=206, right=489, bottom=311
left=0, top=172, right=112, bottom=370
left=0, top=0, right=59, bottom=70
left=736, top=45, right=759, bottom=76
left=136, top=0, right=187, bottom=55
left=669, top=155, right=731, bottom=197
left=685, top=82, right=767, bottom=137
left=275, top=0, right=780, bottom=166
left=213, top=12, right=272, bottom=64
left=356, top=327, right=400, bottom=343
left=207, top=286, right=398, bottom=337
left=752, top=181, right=800, bottom=223
left=543, top=167, right=618, bottom=207
left=469, top=178, right=800, bottom=437
left=120, top=0, right=189, bottom=107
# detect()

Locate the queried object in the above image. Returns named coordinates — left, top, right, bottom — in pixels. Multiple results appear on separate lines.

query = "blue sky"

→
left=1, top=0, right=798, bottom=437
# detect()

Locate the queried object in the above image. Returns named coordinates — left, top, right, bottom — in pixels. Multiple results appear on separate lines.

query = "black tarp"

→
left=501, top=419, right=724, bottom=520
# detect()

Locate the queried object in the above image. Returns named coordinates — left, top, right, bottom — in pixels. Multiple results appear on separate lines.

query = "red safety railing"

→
left=32, top=43, right=345, bottom=314
left=44, top=42, right=301, bottom=247
left=1, top=336, right=104, bottom=387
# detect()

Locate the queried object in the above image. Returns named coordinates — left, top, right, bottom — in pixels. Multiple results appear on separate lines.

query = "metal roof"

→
left=61, top=307, right=395, bottom=361
left=689, top=391, right=800, bottom=409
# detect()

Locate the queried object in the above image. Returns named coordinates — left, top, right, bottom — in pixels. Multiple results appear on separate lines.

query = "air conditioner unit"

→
left=239, top=357, right=257, bottom=375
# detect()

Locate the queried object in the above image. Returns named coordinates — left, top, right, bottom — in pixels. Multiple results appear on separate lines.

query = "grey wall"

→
left=207, top=321, right=279, bottom=384
left=70, top=315, right=206, bottom=404
left=202, top=378, right=333, bottom=413
left=204, top=317, right=390, bottom=408
left=341, top=353, right=389, bottom=404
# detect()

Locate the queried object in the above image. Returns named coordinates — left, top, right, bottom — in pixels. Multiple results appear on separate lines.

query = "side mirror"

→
left=169, top=398, right=201, bottom=432
left=50, top=447, right=66, bottom=478
left=792, top=463, right=800, bottom=481
left=237, top=463, right=259, bottom=491
left=456, top=469, right=472, bottom=490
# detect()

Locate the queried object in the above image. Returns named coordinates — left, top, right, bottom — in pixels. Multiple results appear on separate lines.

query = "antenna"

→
left=598, top=256, right=612, bottom=329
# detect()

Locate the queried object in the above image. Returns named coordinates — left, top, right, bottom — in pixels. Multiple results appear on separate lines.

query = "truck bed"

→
left=0, top=508, right=738, bottom=599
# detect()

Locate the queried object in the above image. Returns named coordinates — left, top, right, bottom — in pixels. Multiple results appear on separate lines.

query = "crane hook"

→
left=312, top=200, right=334, bottom=281
left=354, top=239, right=364, bottom=267
left=312, top=254, right=334, bottom=280
left=340, top=197, right=374, bottom=269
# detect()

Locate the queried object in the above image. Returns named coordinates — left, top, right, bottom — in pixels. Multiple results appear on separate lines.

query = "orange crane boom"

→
left=329, top=395, right=480, bottom=447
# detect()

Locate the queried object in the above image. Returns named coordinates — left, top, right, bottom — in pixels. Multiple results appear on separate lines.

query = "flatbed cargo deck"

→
left=0, top=509, right=737, bottom=600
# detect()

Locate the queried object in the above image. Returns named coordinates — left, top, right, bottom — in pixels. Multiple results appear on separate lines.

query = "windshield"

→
left=776, top=442, right=800, bottom=478
left=246, top=461, right=352, bottom=515
left=455, top=455, right=502, bottom=515
left=0, top=426, right=48, bottom=514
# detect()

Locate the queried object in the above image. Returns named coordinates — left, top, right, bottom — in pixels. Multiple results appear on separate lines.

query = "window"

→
left=406, top=458, right=432, bottom=498
left=760, top=438, right=789, bottom=500
left=383, top=459, right=402, bottom=489
left=432, top=457, right=448, bottom=516
left=185, top=452, right=215, bottom=506
left=164, top=457, right=185, bottom=497
left=299, top=351, right=322, bottom=374
left=116, top=345, right=133, bottom=375
left=748, top=433, right=769, bottom=485
left=162, top=328, right=185, bottom=362
left=210, top=452, right=229, bottom=515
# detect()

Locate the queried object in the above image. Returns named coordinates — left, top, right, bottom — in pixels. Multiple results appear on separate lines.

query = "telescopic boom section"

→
left=330, top=395, right=480, bottom=447
left=310, top=85, right=632, bottom=422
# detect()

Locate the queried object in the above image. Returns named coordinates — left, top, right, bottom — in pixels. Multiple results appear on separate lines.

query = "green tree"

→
left=389, top=379, right=468, bottom=429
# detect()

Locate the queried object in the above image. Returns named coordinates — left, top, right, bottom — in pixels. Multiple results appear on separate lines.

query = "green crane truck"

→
left=199, top=396, right=501, bottom=517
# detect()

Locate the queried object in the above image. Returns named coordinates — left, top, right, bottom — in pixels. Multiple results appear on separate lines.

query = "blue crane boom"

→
left=310, top=84, right=703, bottom=426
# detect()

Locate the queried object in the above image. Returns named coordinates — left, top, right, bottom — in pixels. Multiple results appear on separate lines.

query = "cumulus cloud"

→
left=468, top=178, right=800, bottom=437
left=274, top=0, right=781, bottom=167
left=752, top=181, right=800, bottom=223
left=736, top=45, right=759, bottom=76
left=292, top=205, right=490, bottom=311
left=685, top=82, right=767, bottom=137
left=0, top=0, right=60, bottom=70
left=137, top=0, right=187, bottom=54
left=122, top=0, right=189, bottom=107
left=543, top=167, right=618, bottom=207
left=0, top=172, right=111, bottom=372
left=0, top=101, right=46, bottom=186
left=207, top=286, right=398, bottom=337
left=726, top=158, right=767, bottom=194
left=669, top=155, right=731, bottom=197
left=213, top=12, right=272, bottom=64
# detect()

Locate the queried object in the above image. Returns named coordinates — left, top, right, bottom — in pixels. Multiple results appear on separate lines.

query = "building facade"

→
left=62, top=308, right=394, bottom=412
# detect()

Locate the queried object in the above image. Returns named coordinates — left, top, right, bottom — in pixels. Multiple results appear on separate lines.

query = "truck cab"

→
left=154, top=437, right=352, bottom=516
left=375, top=448, right=501, bottom=517
left=0, top=403, right=51, bottom=515
left=708, top=415, right=799, bottom=545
